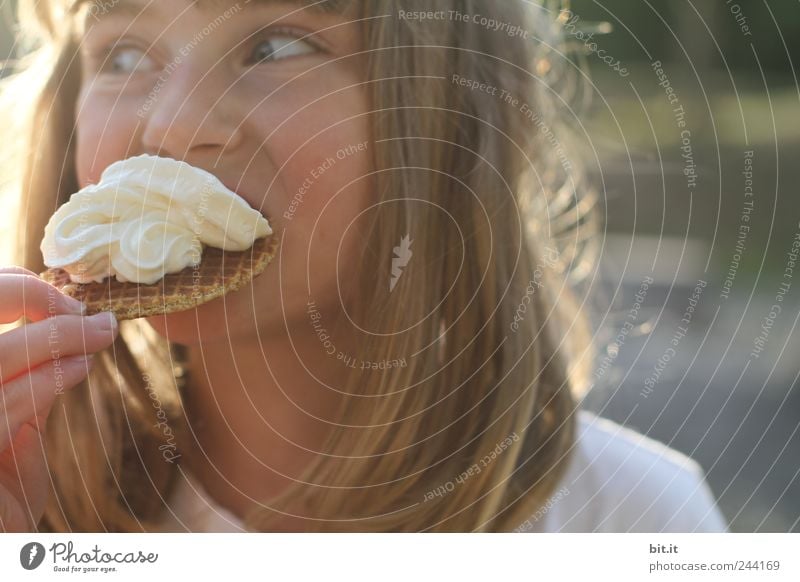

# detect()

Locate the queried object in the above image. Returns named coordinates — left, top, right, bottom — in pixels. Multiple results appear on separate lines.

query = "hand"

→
left=0, top=266, right=119, bottom=532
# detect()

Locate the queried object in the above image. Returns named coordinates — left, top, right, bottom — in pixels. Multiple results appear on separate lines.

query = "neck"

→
left=180, top=316, right=350, bottom=525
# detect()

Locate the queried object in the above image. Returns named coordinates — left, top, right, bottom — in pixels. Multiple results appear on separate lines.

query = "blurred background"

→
left=0, top=0, right=798, bottom=532
left=558, top=0, right=800, bottom=533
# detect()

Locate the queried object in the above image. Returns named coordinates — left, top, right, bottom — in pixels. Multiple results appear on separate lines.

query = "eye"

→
left=103, top=46, right=157, bottom=75
left=247, top=31, right=319, bottom=65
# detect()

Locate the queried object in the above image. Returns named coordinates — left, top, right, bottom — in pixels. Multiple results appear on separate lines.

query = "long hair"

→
left=3, top=0, right=596, bottom=531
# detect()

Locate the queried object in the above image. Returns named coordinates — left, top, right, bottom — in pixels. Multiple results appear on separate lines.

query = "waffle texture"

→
left=40, top=234, right=279, bottom=320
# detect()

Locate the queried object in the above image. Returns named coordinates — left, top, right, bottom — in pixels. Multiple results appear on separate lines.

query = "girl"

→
left=0, top=0, right=726, bottom=532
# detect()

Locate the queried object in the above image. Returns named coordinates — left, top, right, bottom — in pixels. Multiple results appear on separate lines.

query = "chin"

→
left=144, top=269, right=285, bottom=345
left=145, top=294, right=252, bottom=345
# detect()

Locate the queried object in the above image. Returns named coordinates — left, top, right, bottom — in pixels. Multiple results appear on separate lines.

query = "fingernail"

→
left=86, top=311, right=117, bottom=332
left=64, top=297, right=87, bottom=315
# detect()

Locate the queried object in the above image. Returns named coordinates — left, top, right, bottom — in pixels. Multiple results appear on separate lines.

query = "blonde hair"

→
left=4, top=0, right=595, bottom=532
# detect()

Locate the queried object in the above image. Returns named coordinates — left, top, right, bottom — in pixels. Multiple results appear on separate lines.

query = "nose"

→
left=140, top=65, right=243, bottom=159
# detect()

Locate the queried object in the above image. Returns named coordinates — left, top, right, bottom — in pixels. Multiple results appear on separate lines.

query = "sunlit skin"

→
left=74, top=0, right=373, bottom=527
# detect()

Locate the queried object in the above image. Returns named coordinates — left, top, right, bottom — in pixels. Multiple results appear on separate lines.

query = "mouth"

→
left=218, top=178, right=270, bottom=219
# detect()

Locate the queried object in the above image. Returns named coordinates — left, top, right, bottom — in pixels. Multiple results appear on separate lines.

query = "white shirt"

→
left=155, top=411, right=728, bottom=532
left=518, top=411, right=728, bottom=532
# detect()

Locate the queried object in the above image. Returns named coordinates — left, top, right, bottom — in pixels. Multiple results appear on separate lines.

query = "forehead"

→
left=70, top=0, right=351, bottom=18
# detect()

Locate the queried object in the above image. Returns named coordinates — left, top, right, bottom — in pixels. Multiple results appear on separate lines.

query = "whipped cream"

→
left=41, top=154, right=272, bottom=284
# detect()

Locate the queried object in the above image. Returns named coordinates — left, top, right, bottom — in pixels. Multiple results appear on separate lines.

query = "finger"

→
left=0, top=354, right=92, bottom=451
left=0, top=312, right=117, bottom=383
left=0, top=266, right=37, bottom=277
left=0, top=274, right=86, bottom=323
left=2, top=418, right=50, bottom=531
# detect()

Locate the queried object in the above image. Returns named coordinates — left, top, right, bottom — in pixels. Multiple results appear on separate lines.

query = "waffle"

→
left=40, top=233, right=279, bottom=320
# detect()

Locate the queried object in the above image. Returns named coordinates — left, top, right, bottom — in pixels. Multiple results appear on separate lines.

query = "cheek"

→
left=74, top=90, right=141, bottom=186
left=262, top=94, right=373, bottom=312
left=264, top=82, right=372, bottom=236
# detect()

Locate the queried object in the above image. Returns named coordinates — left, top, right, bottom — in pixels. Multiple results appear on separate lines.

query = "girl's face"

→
left=74, top=0, right=371, bottom=344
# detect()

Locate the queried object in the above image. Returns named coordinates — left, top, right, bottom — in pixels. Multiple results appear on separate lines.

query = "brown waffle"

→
left=40, top=233, right=279, bottom=320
